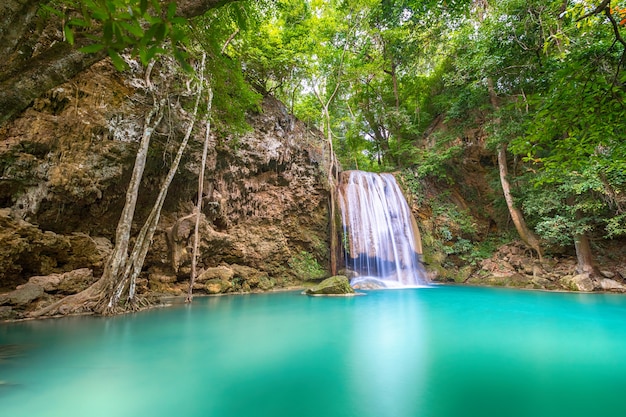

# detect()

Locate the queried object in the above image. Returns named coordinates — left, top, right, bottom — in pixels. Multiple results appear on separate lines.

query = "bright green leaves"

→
left=62, top=0, right=190, bottom=70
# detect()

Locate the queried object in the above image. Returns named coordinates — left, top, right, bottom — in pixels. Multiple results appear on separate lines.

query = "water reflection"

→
left=1, top=288, right=626, bottom=417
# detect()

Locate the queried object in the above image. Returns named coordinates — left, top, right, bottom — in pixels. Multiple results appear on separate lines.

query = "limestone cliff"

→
left=0, top=60, right=331, bottom=319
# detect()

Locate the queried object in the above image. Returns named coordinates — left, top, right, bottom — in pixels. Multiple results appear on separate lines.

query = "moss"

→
left=288, top=251, right=326, bottom=281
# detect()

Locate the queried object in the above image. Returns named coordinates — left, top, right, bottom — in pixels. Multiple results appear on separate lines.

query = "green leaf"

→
left=68, top=18, right=89, bottom=27
left=120, top=22, right=144, bottom=38
left=171, top=17, right=187, bottom=26
left=103, top=21, right=113, bottom=44
left=167, top=2, right=177, bottom=20
left=154, top=23, right=168, bottom=43
left=139, top=45, right=160, bottom=65
left=108, top=49, right=127, bottom=71
left=106, top=0, right=116, bottom=14
left=64, top=25, right=74, bottom=45
left=173, top=49, right=192, bottom=73
left=79, top=43, right=105, bottom=54
left=151, top=0, right=162, bottom=14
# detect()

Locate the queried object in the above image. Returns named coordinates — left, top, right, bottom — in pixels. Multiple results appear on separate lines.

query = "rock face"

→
left=305, top=276, right=355, bottom=296
left=561, top=274, right=596, bottom=292
left=0, top=59, right=331, bottom=316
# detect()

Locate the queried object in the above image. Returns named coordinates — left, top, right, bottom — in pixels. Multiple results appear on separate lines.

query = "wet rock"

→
left=305, top=275, right=355, bottom=295
left=521, top=261, right=534, bottom=275
left=600, top=279, right=626, bottom=292
left=0, top=62, right=330, bottom=313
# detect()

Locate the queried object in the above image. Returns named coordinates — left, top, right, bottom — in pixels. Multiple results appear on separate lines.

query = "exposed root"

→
left=28, top=285, right=104, bottom=318
left=27, top=274, right=155, bottom=318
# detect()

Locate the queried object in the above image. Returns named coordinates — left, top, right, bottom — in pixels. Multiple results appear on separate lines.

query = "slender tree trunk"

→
left=106, top=96, right=165, bottom=287
left=323, top=107, right=339, bottom=275
left=497, top=143, right=543, bottom=259
left=106, top=55, right=207, bottom=312
left=188, top=84, right=213, bottom=303
left=29, top=92, right=166, bottom=318
left=384, top=61, right=400, bottom=112
left=488, top=78, right=543, bottom=260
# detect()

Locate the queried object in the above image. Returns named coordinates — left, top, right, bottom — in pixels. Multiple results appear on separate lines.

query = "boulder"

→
left=196, top=266, right=234, bottom=283
left=2, top=283, right=44, bottom=306
left=28, top=274, right=64, bottom=292
left=305, top=275, right=355, bottom=296
left=600, top=279, right=626, bottom=292
left=230, top=264, right=272, bottom=290
left=531, top=277, right=552, bottom=289
left=27, top=268, right=94, bottom=295
left=561, top=273, right=595, bottom=292
left=205, top=279, right=233, bottom=294
left=0, top=306, right=14, bottom=320
left=600, top=270, right=616, bottom=279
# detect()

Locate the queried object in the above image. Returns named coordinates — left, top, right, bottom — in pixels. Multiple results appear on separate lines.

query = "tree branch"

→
left=0, top=0, right=239, bottom=127
left=576, top=0, right=611, bottom=22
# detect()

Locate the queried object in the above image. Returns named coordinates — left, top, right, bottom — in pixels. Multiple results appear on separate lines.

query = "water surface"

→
left=1, top=286, right=625, bottom=417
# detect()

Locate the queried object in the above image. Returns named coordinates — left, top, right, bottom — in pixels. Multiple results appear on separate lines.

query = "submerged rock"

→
left=305, top=275, right=355, bottom=296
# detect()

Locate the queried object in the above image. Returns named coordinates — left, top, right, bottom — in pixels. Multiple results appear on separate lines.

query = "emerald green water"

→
left=1, top=286, right=626, bottom=417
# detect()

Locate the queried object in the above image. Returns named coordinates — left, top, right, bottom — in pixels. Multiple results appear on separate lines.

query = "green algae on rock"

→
left=304, top=275, right=355, bottom=296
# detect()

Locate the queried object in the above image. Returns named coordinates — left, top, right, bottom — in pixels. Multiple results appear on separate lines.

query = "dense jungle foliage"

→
left=2, top=0, right=625, bottom=277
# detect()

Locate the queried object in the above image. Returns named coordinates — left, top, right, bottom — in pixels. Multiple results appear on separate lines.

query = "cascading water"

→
left=337, top=170, right=427, bottom=288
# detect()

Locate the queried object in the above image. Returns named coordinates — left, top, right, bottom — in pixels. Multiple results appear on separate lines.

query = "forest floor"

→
left=455, top=239, right=626, bottom=292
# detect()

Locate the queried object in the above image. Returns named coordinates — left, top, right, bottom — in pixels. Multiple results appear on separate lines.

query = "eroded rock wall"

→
left=0, top=60, right=330, bottom=318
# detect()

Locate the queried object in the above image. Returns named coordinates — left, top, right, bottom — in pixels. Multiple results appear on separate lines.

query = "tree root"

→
left=28, top=285, right=104, bottom=318
left=28, top=280, right=153, bottom=318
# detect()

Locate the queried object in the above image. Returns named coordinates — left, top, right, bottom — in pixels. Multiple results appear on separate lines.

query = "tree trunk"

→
left=314, top=100, right=339, bottom=275
left=574, top=233, right=597, bottom=275
left=29, top=93, right=166, bottom=318
left=326, top=110, right=339, bottom=276
left=488, top=78, right=543, bottom=260
left=497, top=143, right=543, bottom=260
left=0, top=0, right=41, bottom=67
left=107, top=55, right=206, bottom=312
left=0, top=0, right=237, bottom=126
left=188, top=83, right=213, bottom=303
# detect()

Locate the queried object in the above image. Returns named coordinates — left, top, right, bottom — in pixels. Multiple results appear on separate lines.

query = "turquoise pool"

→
left=1, top=286, right=626, bottom=417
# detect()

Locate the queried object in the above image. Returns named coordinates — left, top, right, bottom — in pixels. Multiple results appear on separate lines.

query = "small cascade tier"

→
left=337, top=170, right=427, bottom=288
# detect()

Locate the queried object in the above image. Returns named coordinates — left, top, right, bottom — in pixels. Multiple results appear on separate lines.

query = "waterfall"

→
left=337, top=170, right=427, bottom=288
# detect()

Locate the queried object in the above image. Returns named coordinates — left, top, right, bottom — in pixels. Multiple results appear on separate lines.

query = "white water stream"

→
left=337, top=171, right=427, bottom=288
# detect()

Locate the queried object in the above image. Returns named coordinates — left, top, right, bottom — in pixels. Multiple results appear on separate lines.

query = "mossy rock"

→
left=304, top=275, right=355, bottom=296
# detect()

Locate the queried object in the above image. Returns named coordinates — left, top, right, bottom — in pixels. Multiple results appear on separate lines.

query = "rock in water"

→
left=305, top=276, right=355, bottom=296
